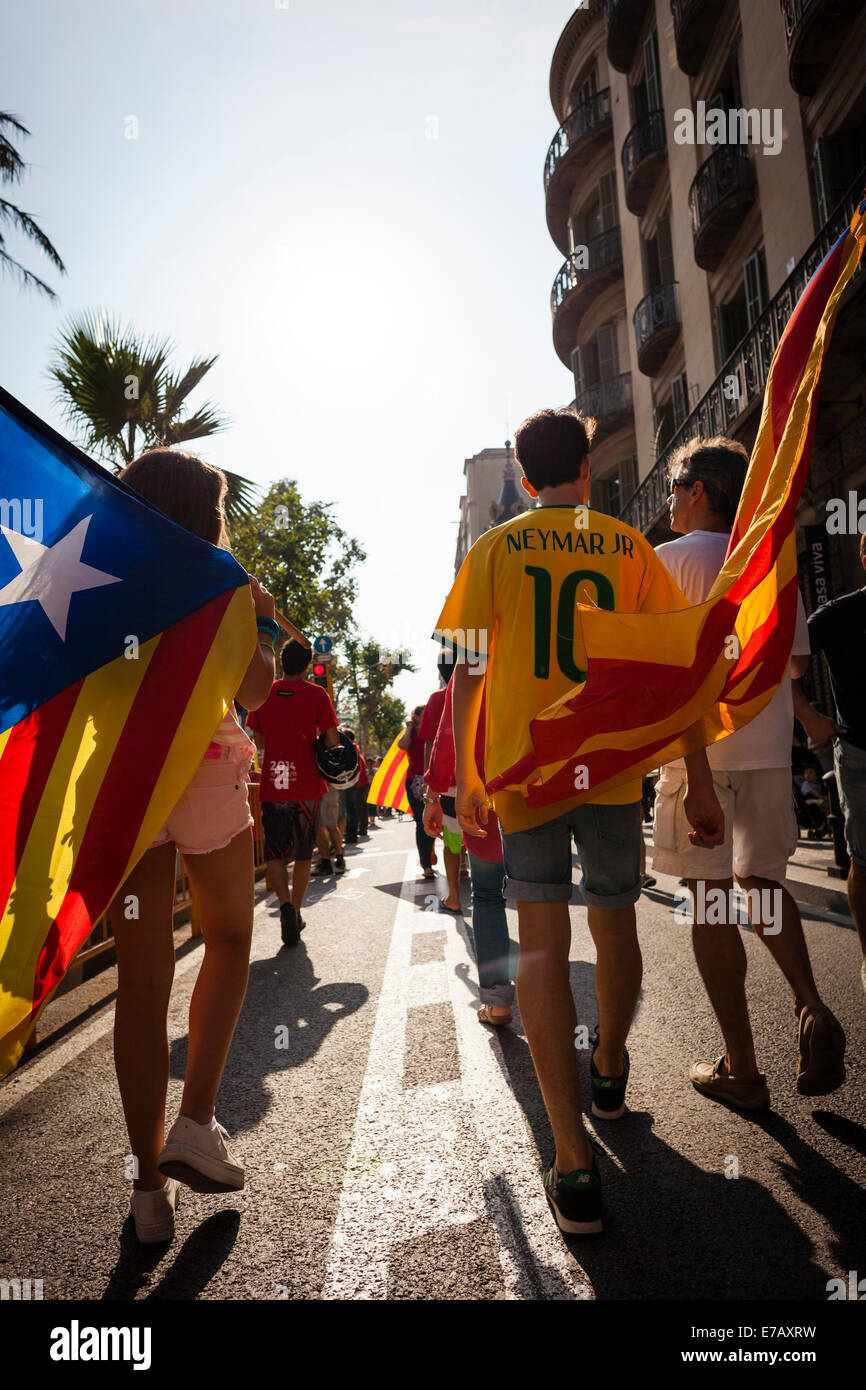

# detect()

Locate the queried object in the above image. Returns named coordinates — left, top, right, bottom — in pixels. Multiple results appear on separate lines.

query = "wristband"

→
left=258, top=637, right=276, bottom=655
left=256, top=616, right=280, bottom=640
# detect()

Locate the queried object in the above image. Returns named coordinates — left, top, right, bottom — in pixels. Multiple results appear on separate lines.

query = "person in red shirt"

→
left=246, top=639, right=339, bottom=944
left=416, top=654, right=460, bottom=906
left=399, top=703, right=435, bottom=879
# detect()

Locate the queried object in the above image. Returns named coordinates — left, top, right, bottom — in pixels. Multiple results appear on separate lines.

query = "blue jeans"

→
left=467, top=851, right=515, bottom=1008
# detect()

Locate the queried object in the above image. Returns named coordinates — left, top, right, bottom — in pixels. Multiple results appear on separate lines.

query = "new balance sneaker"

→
left=543, top=1160, right=602, bottom=1235
left=591, top=1046, right=630, bottom=1120
left=130, top=1178, right=180, bottom=1244
left=158, top=1116, right=244, bottom=1192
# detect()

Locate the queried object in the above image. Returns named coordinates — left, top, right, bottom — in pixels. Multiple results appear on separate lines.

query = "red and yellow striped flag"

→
left=0, top=389, right=256, bottom=1076
left=488, top=199, right=865, bottom=809
left=366, top=732, right=410, bottom=813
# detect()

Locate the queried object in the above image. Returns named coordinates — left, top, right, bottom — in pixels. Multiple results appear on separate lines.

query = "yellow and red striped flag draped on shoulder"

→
left=366, top=732, right=410, bottom=812
left=0, top=389, right=256, bottom=1076
left=488, top=198, right=865, bottom=810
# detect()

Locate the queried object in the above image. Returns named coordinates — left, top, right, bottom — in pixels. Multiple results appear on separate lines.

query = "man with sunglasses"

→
left=652, top=436, right=846, bottom=1109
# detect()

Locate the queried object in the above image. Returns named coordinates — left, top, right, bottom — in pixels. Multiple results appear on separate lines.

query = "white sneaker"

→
left=158, top=1115, right=244, bottom=1192
left=130, top=1178, right=180, bottom=1244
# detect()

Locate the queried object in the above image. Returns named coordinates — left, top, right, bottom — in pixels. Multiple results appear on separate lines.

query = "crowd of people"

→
left=105, top=414, right=864, bottom=1245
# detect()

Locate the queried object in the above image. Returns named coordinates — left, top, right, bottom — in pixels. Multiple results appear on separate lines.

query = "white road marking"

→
left=321, top=850, right=590, bottom=1300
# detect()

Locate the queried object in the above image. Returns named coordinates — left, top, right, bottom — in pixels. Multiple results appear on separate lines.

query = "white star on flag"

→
left=0, top=515, right=122, bottom=641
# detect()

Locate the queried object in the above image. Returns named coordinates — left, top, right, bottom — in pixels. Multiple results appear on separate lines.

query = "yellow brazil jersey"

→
left=434, top=504, right=687, bottom=834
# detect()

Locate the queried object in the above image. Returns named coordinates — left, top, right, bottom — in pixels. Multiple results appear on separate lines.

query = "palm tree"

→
left=0, top=111, right=65, bottom=298
left=50, top=311, right=257, bottom=524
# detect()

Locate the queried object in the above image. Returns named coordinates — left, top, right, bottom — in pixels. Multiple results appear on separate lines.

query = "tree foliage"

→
left=230, top=478, right=366, bottom=640
left=0, top=111, right=65, bottom=299
left=49, top=310, right=256, bottom=524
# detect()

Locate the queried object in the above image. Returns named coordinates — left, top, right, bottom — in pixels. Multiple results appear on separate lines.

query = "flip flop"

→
left=437, top=900, right=462, bottom=915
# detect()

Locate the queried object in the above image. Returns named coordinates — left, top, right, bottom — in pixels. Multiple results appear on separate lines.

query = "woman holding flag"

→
left=110, top=449, right=278, bottom=1243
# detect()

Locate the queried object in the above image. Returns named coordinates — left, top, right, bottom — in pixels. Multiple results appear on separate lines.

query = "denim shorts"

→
left=501, top=800, right=642, bottom=909
left=834, top=736, right=866, bottom=867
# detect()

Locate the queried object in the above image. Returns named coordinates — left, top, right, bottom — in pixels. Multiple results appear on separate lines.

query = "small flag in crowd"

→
left=0, top=389, right=256, bottom=1076
left=487, top=198, right=865, bottom=809
left=366, top=732, right=410, bottom=813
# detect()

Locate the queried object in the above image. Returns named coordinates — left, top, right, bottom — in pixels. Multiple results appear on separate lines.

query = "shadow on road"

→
left=752, top=1109, right=866, bottom=1277
left=102, top=1209, right=241, bottom=1301
left=574, top=1111, right=823, bottom=1299
left=169, top=915, right=368, bottom=1135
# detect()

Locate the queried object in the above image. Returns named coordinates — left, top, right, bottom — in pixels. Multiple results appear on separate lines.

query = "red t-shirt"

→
left=418, top=687, right=446, bottom=746
left=358, top=753, right=369, bottom=789
left=247, top=678, right=338, bottom=801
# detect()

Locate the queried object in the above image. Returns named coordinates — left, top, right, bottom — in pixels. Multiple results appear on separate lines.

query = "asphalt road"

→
left=1, top=818, right=864, bottom=1301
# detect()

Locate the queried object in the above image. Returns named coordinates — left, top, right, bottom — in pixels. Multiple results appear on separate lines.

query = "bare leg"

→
left=180, top=827, right=255, bottom=1125
left=292, top=857, right=312, bottom=913
left=331, top=824, right=344, bottom=857
left=268, top=857, right=290, bottom=906
left=316, top=828, right=331, bottom=860
left=516, top=902, right=592, bottom=1173
left=112, top=842, right=177, bottom=1191
left=848, top=860, right=866, bottom=958
left=442, top=844, right=461, bottom=910
left=736, top=875, right=821, bottom=1017
left=688, top=877, right=760, bottom=1078
left=586, top=903, right=642, bottom=1079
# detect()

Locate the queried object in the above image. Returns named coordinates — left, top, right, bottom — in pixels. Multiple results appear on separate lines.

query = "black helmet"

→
left=315, top=730, right=360, bottom=788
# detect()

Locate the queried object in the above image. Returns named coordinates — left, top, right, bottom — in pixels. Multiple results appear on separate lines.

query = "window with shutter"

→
left=671, top=372, right=689, bottom=429
left=620, top=455, right=638, bottom=503
left=652, top=402, right=674, bottom=455
left=743, top=251, right=768, bottom=327
left=597, top=324, right=619, bottom=382
left=598, top=171, right=617, bottom=232
left=643, top=32, right=661, bottom=111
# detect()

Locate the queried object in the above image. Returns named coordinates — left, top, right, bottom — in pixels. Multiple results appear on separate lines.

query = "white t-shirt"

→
left=654, top=530, right=809, bottom=771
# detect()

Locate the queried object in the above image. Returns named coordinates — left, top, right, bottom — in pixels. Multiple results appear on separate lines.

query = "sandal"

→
left=438, top=900, right=462, bottom=915
left=477, top=1004, right=512, bottom=1027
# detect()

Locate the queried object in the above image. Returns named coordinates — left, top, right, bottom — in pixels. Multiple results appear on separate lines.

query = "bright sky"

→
left=2, top=0, right=576, bottom=713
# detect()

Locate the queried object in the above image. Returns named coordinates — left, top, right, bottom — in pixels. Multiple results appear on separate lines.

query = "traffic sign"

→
left=313, top=635, right=333, bottom=655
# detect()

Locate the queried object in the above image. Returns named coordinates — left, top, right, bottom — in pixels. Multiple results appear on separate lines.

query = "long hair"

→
left=119, top=448, right=229, bottom=547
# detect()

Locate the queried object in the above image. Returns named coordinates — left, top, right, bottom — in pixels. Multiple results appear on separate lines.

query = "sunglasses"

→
left=669, top=477, right=693, bottom=492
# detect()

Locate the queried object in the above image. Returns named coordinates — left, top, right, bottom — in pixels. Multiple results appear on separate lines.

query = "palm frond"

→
left=0, top=242, right=58, bottom=299
left=0, top=198, right=66, bottom=272
left=160, top=355, right=219, bottom=422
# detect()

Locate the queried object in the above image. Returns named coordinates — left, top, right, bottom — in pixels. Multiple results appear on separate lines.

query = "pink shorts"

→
left=149, top=745, right=254, bottom=856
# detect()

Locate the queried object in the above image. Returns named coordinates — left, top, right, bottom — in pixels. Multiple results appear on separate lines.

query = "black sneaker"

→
left=280, top=902, right=300, bottom=946
left=590, top=1046, right=630, bottom=1120
left=543, top=1160, right=602, bottom=1235
left=311, top=859, right=332, bottom=877
left=334, top=856, right=347, bottom=875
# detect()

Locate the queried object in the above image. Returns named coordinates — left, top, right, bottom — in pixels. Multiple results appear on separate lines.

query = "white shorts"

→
left=652, top=766, right=797, bottom=884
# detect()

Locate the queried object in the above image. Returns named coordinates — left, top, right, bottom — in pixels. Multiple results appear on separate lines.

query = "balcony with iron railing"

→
left=671, top=0, right=728, bottom=76
left=621, top=110, right=667, bottom=216
left=620, top=172, right=866, bottom=535
left=544, top=89, right=613, bottom=256
left=604, top=0, right=652, bottom=74
left=633, top=281, right=680, bottom=376
left=689, top=149, right=757, bottom=270
left=575, top=371, right=634, bottom=441
left=781, top=0, right=862, bottom=96
left=551, top=227, right=624, bottom=365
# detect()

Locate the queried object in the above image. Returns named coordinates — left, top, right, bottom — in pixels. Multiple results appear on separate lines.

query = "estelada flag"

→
left=366, top=732, right=410, bottom=813
left=488, top=198, right=865, bottom=810
left=0, top=388, right=256, bottom=1076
